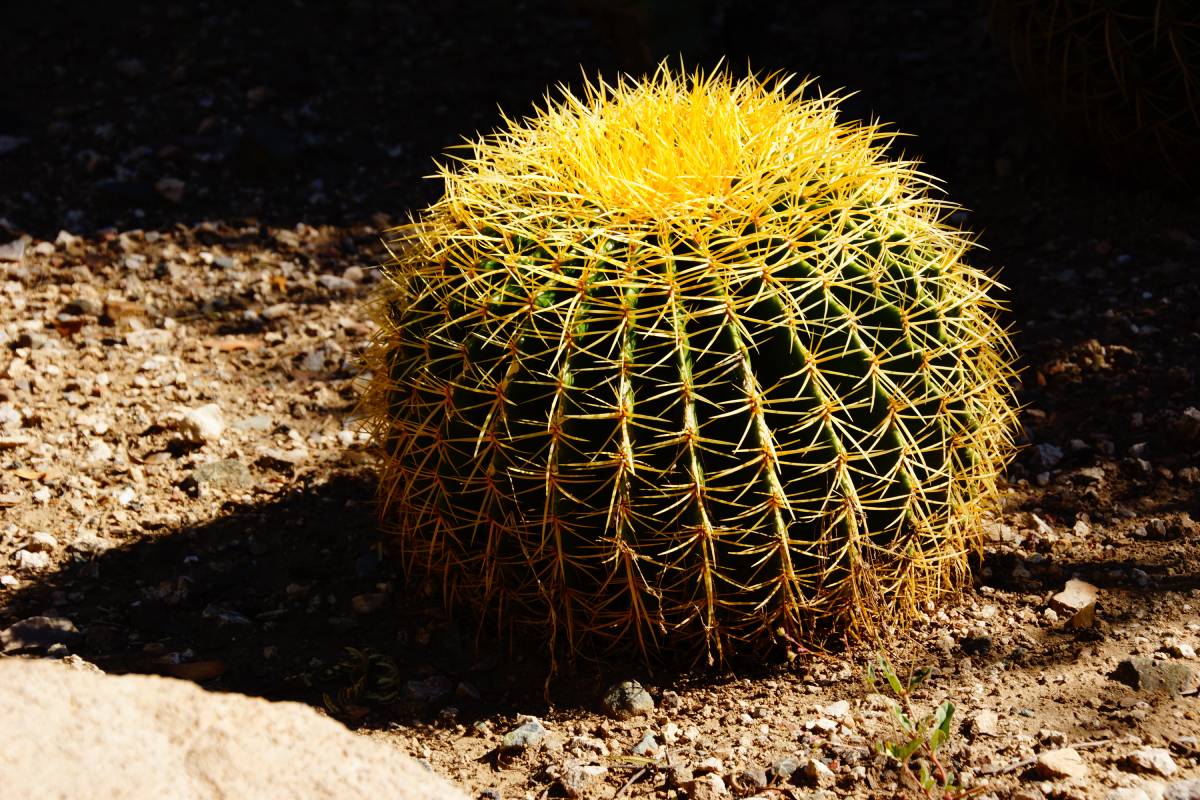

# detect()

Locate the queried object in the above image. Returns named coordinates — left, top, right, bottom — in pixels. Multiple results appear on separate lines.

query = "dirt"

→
left=1, top=2, right=1198, bottom=799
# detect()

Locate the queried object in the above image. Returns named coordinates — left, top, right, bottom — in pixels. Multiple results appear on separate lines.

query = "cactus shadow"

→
left=1, top=467, right=772, bottom=724
left=0, top=469, right=537, bottom=715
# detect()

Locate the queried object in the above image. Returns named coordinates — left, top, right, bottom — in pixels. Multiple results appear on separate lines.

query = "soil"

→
left=1, top=2, right=1198, bottom=799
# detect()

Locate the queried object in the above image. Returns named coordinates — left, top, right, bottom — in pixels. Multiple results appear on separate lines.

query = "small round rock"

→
left=501, top=718, right=547, bottom=752
left=601, top=680, right=654, bottom=720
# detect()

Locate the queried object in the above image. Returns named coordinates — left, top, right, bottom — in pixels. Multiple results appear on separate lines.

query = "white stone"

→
left=819, top=700, right=851, bottom=719
left=691, top=774, right=727, bottom=796
left=1051, top=579, right=1099, bottom=614
left=87, top=440, right=114, bottom=463
left=1039, top=729, right=1067, bottom=746
left=560, top=762, right=607, bottom=799
left=1164, top=779, right=1200, bottom=799
left=125, top=328, right=172, bottom=349
left=13, top=550, right=50, bottom=572
left=567, top=735, right=607, bottom=757
left=0, top=403, right=21, bottom=429
left=804, top=758, right=837, bottom=789
left=807, top=717, right=839, bottom=734
left=971, top=710, right=999, bottom=737
left=1168, top=642, right=1197, bottom=659
left=317, top=274, right=356, bottom=292
left=1106, top=788, right=1155, bottom=800
left=631, top=733, right=658, bottom=756
left=178, top=403, right=225, bottom=443
left=1124, top=748, right=1177, bottom=778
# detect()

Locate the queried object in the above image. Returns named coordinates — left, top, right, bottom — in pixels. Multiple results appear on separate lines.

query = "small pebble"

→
left=25, top=531, right=59, bottom=552
left=177, top=403, right=226, bottom=443
left=803, top=758, right=836, bottom=789
left=630, top=732, right=658, bottom=756
left=501, top=718, right=547, bottom=752
left=14, top=549, right=51, bottom=572
left=601, top=680, right=654, bottom=720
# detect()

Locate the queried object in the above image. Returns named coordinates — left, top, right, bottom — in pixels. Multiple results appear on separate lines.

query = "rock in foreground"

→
left=0, top=657, right=466, bottom=800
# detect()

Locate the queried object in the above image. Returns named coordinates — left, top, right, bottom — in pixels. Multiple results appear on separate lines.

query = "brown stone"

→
left=166, top=659, right=227, bottom=682
left=1035, top=747, right=1089, bottom=780
left=1050, top=579, right=1099, bottom=615
left=0, top=616, right=80, bottom=654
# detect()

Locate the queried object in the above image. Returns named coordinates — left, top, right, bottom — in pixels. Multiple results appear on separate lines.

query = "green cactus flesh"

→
left=364, top=68, right=1017, bottom=663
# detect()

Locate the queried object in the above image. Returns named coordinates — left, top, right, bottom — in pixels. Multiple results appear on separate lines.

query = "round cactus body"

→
left=991, top=0, right=1200, bottom=184
left=364, top=67, right=1017, bottom=664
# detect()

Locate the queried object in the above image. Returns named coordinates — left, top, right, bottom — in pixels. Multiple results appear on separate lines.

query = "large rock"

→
left=1113, top=657, right=1200, bottom=696
left=0, top=657, right=466, bottom=800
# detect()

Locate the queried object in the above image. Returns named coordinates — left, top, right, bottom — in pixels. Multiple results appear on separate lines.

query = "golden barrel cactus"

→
left=363, top=67, right=1017, bottom=664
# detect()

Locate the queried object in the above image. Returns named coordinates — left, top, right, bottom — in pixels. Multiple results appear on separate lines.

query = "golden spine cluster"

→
left=362, top=66, right=1018, bottom=664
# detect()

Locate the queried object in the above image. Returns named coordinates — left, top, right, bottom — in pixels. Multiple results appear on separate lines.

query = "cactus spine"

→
left=363, top=67, right=1017, bottom=664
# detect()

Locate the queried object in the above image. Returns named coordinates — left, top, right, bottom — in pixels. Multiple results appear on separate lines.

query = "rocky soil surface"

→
left=1, top=2, right=1198, bottom=799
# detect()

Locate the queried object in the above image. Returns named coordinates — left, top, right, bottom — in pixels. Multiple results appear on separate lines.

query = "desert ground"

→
left=2, top=2, right=1198, bottom=798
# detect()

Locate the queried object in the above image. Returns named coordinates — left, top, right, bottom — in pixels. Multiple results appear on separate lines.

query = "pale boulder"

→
left=0, top=657, right=466, bottom=800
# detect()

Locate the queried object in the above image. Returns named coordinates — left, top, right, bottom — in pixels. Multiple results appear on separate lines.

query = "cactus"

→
left=363, top=66, right=1017, bottom=664
left=991, top=0, right=1200, bottom=184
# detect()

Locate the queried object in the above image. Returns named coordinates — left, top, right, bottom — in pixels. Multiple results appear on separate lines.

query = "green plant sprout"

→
left=865, top=654, right=984, bottom=799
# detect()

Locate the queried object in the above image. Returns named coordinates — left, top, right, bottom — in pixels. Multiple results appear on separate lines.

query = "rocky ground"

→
left=2, top=2, right=1198, bottom=799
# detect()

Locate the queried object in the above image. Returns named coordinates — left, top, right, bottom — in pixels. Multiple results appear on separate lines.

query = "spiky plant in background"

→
left=991, top=0, right=1200, bottom=184
left=363, top=66, right=1017, bottom=665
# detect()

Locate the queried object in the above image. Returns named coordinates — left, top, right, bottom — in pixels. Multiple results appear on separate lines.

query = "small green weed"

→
left=865, top=654, right=983, bottom=799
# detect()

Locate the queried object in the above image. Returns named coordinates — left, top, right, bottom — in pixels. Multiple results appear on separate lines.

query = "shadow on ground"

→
left=0, top=467, right=581, bottom=724
left=2, top=458, right=1195, bottom=723
left=0, top=467, right=724, bottom=724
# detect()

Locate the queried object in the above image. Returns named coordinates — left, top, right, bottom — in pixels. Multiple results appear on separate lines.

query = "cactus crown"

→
left=364, top=66, right=1017, bottom=665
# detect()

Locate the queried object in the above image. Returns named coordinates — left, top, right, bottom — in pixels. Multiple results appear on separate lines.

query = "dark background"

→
left=0, top=0, right=1070, bottom=238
